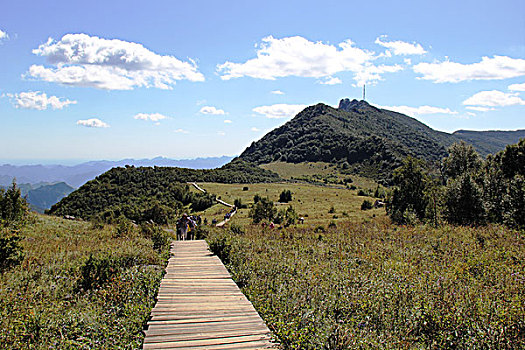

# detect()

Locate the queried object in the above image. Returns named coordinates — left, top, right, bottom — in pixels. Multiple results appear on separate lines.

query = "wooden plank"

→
left=143, top=334, right=272, bottom=348
left=144, top=240, right=279, bottom=349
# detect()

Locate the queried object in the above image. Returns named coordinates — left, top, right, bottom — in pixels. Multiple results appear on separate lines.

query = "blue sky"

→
left=1, top=0, right=524, bottom=164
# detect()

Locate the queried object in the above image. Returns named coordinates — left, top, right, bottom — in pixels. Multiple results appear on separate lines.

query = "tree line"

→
left=388, top=139, right=525, bottom=229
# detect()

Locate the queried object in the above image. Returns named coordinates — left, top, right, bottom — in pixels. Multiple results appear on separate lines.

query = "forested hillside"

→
left=240, top=99, right=522, bottom=183
left=240, top=100, right=456, bottom=183
left=48, top=159, right=279, bottom=222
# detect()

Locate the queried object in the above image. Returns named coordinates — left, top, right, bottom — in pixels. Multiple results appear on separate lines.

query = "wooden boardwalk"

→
left=143, top=240, right=279, bottom=349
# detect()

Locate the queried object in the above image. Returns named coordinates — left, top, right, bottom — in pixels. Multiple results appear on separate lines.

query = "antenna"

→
left=363, top=84, right=366, bottom=101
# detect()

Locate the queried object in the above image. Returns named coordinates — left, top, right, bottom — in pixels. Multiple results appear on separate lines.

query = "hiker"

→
left=176, top=213, right=196, bottom=240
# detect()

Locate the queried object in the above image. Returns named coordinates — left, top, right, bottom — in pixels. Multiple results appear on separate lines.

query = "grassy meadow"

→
left=0, top=213, right=171, bottom=349
left=206, top=221, right=524, bottom=349
left=193, top=181, right=385, bottom=227
left=192, top=171, right=524, bottom=349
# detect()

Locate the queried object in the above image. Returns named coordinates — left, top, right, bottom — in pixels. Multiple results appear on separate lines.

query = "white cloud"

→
left=466, top=112, right=477, bottom=117
left=377, top=104, right=457, bottom=117
left=465, top=106, right=495, bottom=112
left=252, top=103, right=307, bottom=119
left=77, top=118, right=109, bottom=128
left=27, top=33, right=204, bottom=90
left=217, top=35, right=397, bottom=85
left=217, top=131, right=226, bottom=136
left=223, top=119, right=232, bottom=123
left=174, top=128, right=189, bottom=134
left=0, top=29, right=8, bottom=41
left=200, top=106, right=226, bottom=115
left=375, top=35, right=426, bottom=55
left=133, top=113, right=169, bottom=122
left=463, top=90, right=525, bottom=107
left=509, top=83, right=525, bottom=91
left=413, top=56, right=525, bottom=83
left=319, top=76, right=342, bottom=85
left=271, top=90, right=284, bottom=95
left=251, top=127, right=260, bottom=132
left=6, top=91, right=76, bottom=110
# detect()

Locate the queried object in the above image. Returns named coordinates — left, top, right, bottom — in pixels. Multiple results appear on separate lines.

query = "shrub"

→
left=141, top=223, right=171, bottom=252
left=249, top=197, right=276, bottom=224
left=208, top=236, right=232, bottom=264
left=279, top=190, right=293, bottom=203
left=314, top=225, right=326, bottom=233
left=328, top=206, right=336, bottom=213
left=361, top=200, right=373, bottom=210
left=115, top=216, right=134, bottom=237
left=230, top=223, right=245, bottom=235
left=76, top=253, right=120, bottom=292
left=242, top=186, right=249, bottom=191
left=234, top=198, right=247, bottom=209
left=0, top=229, right=24, bottom=271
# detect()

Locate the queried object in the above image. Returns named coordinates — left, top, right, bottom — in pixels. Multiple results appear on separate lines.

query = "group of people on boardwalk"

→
left=176, top=213, right=201, bottom=240
left=224, top=206, right=237, bottom=221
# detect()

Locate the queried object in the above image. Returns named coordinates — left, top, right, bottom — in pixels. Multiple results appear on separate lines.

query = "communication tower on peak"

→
left=363, top=85, right=366, bottom=101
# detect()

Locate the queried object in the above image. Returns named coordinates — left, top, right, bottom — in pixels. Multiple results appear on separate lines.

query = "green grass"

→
left=0, top=213, right=171, bottom=349
left=207, top=221, right=525, bottom=349
left=191, top=181, right=385, bottom=227
left=261, top=161, right=379, bottom=189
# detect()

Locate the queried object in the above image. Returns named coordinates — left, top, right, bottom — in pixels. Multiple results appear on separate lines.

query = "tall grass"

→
left=208, top=221, right=524, bottom=349
left=0, top=213, right=171, bottom=349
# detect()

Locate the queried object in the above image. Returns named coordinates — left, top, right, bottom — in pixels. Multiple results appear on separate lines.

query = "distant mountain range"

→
left=0, top=182, right=75, bottom=213
left=240, top=99, right=525, bottom=183
left=0, top=156, right=234, bottom=188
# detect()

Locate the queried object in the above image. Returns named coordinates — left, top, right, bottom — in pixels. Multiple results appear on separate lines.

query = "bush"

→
left=249, top=197, right=276, bottom=224
left=314, top=225, right=326, bottom=233
left=76, top=253, right=120, bottom=292
left=279, top=190, right=293, bottom=203
left=234, top=198, right=247, bottom=209
left=208, top=236, right=232, bottom=264
left=115, top=216, right=134, bottom=237
left=230, top=223, right=245, bottom=235
left=0, top=229, right=24, bottom=271
left=361, top=200, right=373, bottom=210
left=141, top=223, right=171, bottom=252
left=242, top=186, right=249, bottom=191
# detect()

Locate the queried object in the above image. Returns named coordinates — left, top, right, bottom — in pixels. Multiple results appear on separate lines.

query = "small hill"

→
left=26, top=182, right=75, bottom=213
left=453, top=129, right=525, bottom=156
left=239, top=98, right=522, bottom=183
left=48, top=159, right=279, bottom=221
left=1, top=182, right=75, bottom=213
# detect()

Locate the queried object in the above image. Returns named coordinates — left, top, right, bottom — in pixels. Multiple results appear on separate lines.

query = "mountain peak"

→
left=338, top=98, right=371, bottom=111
